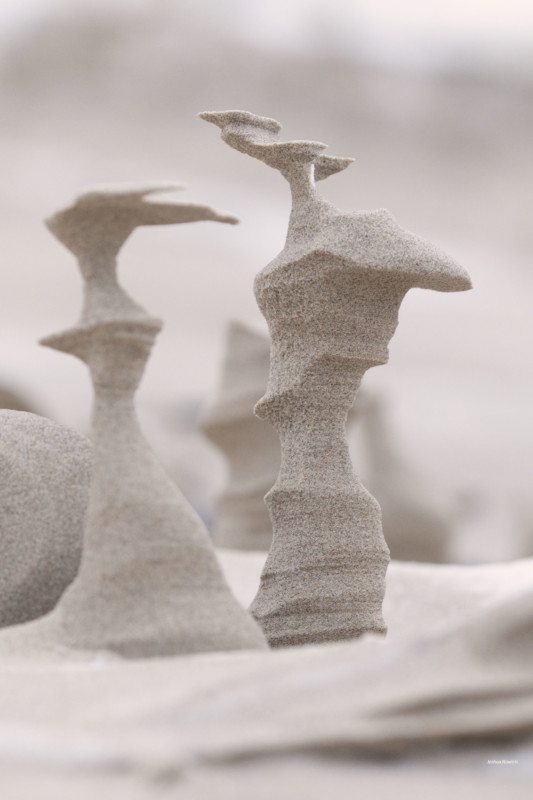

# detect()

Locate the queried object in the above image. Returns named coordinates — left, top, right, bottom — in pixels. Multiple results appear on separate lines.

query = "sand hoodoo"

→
left=201, top=110, right=472, bottom=647
left=199, top=320, right=279, bottom=551
left=38, top=184, right=266, bottom=657
left=201, top=321, right=364, bottom=553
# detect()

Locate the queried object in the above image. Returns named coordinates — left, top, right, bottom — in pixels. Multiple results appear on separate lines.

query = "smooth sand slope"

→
left=0, top=551, right=531, bottom=800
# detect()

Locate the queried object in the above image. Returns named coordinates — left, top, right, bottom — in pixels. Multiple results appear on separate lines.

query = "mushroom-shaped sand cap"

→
left=201, top=111, right=470, bottom=294
left=45, top=183, right=238, bottom=259
left=264, top=207, right=472, bottom=293
left=200, top=110, right=354, bottom=181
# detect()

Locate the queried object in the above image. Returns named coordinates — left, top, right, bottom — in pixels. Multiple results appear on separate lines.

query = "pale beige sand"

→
left=1, top=31, right=531, bottom=566
left=201, top=109, right=471, bottom=647
left=202, top=322, right=453, bottom=562
left=0, top=410, right=91, bottom=627
left=31, top=185, right=266, bottom=657
left=1, top=753, right=531, bottom=800
left=219, top=548, right=533, bottom=641
left=0, top=553, right=531, bottom=796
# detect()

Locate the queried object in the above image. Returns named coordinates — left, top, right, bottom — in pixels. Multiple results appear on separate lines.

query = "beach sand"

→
left=0, top=550, right=531, bottom=797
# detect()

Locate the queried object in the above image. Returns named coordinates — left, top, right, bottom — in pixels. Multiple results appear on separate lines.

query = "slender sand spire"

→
left=201, top=321, right=361, bottom=553
left=40, top=185, right=266, bottom=657
left=201, top=111, right=472, bottom=647
left=200, top=321, right=279, bottom=550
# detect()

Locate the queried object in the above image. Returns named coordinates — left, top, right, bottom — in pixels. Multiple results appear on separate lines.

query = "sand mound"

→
left=0, top=410, right=91, bottom=627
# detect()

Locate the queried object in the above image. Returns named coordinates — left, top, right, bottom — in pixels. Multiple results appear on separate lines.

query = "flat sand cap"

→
left=46, top=184, right=238, bottom=257
left=264, top=206, right=472, bottom=294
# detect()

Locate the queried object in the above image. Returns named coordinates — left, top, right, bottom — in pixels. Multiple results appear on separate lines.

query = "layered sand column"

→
left=201, top=321, right=364, bottom=555
left=201, top=110, right=471, bottom=647
left=252, top=264, right=410, bottom=645
left=41, top=185, right=267, bottom=657
left=255, top=367, right=388, bottom=646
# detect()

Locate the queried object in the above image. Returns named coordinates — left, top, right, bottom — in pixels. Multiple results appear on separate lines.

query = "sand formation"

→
left=29, top=184, right=266, bottom=657
left=357, top=393, right=453, bottom=562
left=0, top=410, right=91, bottom=627
left=200, top=320, right=280, bottom=550
left=202, top=320, right=357, bottom=554
left=201, top=110, right=472, bottom=647
left=203, top=322, right=450, bottom=562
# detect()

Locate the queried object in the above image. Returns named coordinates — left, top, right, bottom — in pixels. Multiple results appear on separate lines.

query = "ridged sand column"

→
left=201, top=321, right=363, bottom=554
left=41, top=185, right=267, bottom=657
left=252, top=272, right=407, bottom=646
left=201, top=111, right=472, bottom=647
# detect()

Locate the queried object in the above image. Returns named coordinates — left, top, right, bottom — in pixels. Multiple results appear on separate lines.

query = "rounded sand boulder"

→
left=0, top=410, right=91, bottom=627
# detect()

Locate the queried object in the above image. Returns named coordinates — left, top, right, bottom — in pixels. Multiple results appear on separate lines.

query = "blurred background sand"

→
left=0, top=0, right=532, bottom=560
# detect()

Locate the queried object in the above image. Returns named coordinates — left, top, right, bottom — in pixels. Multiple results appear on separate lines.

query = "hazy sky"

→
left=1, top=0, right=532, bottom=67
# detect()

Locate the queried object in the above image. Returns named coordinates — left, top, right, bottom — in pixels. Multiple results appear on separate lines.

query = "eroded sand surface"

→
left=1, top=9, right=532, bottom=795
left=0, top=552, right=531, bottom=797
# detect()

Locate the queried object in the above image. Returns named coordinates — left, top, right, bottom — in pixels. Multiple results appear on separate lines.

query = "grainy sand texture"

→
left=0, top=6, right=531, bottom=793
left=201, top=110, right=471, bottom=647
left=2, top=185, right=266, bottom=658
